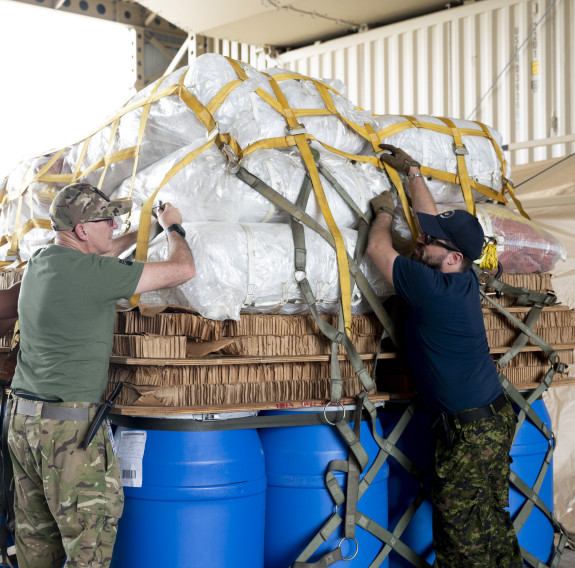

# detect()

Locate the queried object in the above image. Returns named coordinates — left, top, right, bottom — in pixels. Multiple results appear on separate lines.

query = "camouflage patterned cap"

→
left=49, top=182, right=132, bottom=231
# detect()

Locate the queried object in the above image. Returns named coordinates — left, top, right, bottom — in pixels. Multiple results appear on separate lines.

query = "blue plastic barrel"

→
left=111, top=418, right=266, bottom=568
left=379, top=407, right=435, bottom=568
left=259, top=407, right=389, bottom=568
left=509, top=398, right=554, bottom=565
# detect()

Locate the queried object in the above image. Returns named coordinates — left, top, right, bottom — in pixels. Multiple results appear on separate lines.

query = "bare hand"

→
left=156, top=203, right=183, bottom=230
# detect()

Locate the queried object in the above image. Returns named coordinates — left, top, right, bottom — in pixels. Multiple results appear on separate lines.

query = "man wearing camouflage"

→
left=8, top=182, right=195, bottom=568
left=367, top=145, right=522, bottom=567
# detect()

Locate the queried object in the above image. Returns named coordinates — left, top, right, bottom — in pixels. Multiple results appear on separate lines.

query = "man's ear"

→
left=448, top=251, right=464, bottom=265
left=74, top=224, right=88, bottom=241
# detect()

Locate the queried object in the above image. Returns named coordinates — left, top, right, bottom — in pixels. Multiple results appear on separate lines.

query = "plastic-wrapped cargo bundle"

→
left=134, top=222, right=394, bottom=320
left=474, top=203, right=567, bottom=273
left=371, top=114, right=509, bottom=205
left=112, top=143, right=390, bottom=229
left=64, top=67, right=207, bottom=192
left=0, top=151, right=72, bottom=260
left=391, top=201, right=566, bottom=273
left=262, top=67, right=375, bottom=155
left=63, top=55, right=278, bottom=190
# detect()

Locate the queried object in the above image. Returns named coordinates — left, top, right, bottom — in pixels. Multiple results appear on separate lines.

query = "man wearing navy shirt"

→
left=367, top=145, right=522, bottom=568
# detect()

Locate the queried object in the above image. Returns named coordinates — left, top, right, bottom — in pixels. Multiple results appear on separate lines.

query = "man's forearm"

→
left=366, top=212, right=398, bottom=284
left=166, top=232, right=195, bottom=267
left=105, top=229, right=140, bottom=257
left=409, top=167, right=437, bottom=222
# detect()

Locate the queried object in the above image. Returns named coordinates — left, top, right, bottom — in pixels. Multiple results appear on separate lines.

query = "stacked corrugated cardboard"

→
left=110, top=311, right=382, bottom=407
left=0, top=265, right=572, bottom=409
left=106, top=270, right=575, bottom=409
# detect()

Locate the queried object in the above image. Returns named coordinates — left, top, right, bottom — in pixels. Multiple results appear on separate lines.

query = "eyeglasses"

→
left=88, top=218, right=115, bottom=227
left=423, top=234, right=461, bottom=254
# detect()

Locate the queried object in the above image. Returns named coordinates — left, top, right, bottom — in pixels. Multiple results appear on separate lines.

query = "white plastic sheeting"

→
left=112, top=144, right=389, bottom=229
left=1, top=53, right=562, bottom=319
left=371, top=115, right=509, bottom=204
left=135, top=222, right=393, bottom=320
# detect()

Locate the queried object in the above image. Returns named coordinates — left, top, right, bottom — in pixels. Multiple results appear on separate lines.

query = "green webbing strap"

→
left=479, top=286, right=563, bottom=430
left=292, top=405, right=362, bottom=568
left=235, top=166, right=398, bottom=347
left=316, top=162, right=371, bottom=226
left=344, top=404, right=363, bottom=540
left=351, top=507, right=435, bottom=568
left=497, top=304, right=549, bottom=371
left=473, top=266, right=557, bottom=308
left=289, top=161, right=344, bottom=404
left=357, top=401, right=433, bottom=567
left=292, top=510, right=432, bottom=568
left=111, top=409, right=366, bottom=432
left=289, top=242, right=376, bottom=397
left=329, top=315, right=344, bottom=403
left=475, top=267, right=574, bottom=567
left=291, top=515, right=344, bottom=568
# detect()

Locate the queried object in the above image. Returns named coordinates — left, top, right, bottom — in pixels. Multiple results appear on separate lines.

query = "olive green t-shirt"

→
left=12, top=245, right=144, bottom=403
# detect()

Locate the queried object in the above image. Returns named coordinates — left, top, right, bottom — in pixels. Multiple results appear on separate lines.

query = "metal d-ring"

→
left=338, top=537, right=359, bottom=561
left=323, top=402, right=345, bottom=425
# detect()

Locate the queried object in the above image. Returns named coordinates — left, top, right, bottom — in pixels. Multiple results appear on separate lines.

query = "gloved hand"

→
left=379, top=143, right=420, bottom=175
left=370, top=191, right=395, bottom=217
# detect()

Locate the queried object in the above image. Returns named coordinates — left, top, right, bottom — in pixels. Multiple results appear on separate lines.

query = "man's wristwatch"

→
left=166, top=223, right=186, bottom=238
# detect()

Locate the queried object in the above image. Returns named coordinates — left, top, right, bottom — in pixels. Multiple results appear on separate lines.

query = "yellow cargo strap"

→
left=364, top=122, right=419, bottom=242
left=7, top=149, right=69, bottom=255
left=374, top=114, right=525, bottom=213
left=419, top=165, right=505, bottom=203
left=475, top=121, right=530, bottom=220
left=73, top=137, right=91, bottom=182
left=438, top=117, right=476, bottom=215
left=129, top=137, right=216, bottom=307
left=97, top=119, right=122, bottom=189
left=312, top=79, right=373, bottom=142
left=121, top=75, right=176, bottom=231
left=376, top=114, right=504, bottom=140
left=263, top=72, right=353, bottom=337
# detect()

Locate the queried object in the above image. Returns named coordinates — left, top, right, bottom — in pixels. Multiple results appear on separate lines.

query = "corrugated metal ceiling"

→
left=133, top=0, right=476, bottom=49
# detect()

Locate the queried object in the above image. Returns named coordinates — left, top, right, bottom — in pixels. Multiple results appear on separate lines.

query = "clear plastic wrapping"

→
left=372, top=114, right=510, bottom=204
left=473, top=203, right=567, bottom=273
left=135, top=222, right=394, bottom=320
left=391, top=201, right=567, bottom=273
left=112, top=143, right=390, bottom=229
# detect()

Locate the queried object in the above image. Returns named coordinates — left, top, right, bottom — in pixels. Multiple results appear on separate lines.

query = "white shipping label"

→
left=117, top=430, right=147, bottom=488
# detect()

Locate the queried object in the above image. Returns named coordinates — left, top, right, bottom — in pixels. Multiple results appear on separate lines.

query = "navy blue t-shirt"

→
left=392, top=255, right=502, bottom=415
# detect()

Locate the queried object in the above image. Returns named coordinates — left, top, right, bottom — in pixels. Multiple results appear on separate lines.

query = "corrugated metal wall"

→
left=271, top=0, right=575, bottom=166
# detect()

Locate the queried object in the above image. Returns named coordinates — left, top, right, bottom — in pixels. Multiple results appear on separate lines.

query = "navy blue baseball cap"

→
left=417, top=209, right=485, bottom=260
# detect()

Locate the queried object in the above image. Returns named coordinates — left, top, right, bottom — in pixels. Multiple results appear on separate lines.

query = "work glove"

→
left=379, top=143, right=420, bottom=175
left=370, top=191, right=395, bottom=217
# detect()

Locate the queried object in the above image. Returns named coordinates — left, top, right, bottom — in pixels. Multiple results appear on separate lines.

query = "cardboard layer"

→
left=109, top=359, right=377, bottom=387
left=107, top=376, right=375, bottom=407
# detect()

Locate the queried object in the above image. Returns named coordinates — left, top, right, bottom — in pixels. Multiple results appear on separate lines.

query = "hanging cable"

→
left=466, top=0, right=559, bottom=121
left=261, top=0, right=363, bottom=32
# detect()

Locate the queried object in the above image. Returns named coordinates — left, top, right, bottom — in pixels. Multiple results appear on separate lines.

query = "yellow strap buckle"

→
left=453, top=143, right=469, bottom=155
left=286, top=123, right=307, bottom=135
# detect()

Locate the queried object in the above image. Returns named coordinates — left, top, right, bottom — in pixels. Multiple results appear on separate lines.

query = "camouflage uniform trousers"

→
left=7, top=396, right=124, bottom=568
left=432, top=401, right=523, bottom=568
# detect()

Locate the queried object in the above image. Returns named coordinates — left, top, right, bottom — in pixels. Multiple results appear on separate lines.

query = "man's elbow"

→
left=366, top=239, right=376, bottom=259
left=366, top=238, right=386, bottom=263
left=174, top=260, right=195, bottom=286
left=183, top=263, right=196, bottom=282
